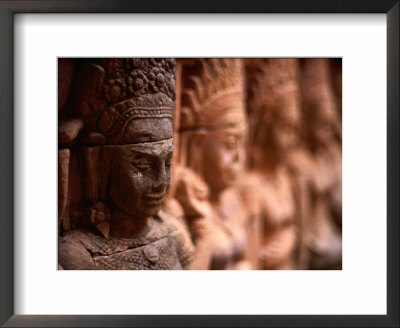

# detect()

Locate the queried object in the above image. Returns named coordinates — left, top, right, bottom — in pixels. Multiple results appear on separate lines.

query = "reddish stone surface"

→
left=58, top=58, right=342, bottom=270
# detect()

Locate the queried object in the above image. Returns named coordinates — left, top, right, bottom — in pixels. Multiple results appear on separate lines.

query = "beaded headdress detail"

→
left=70, top=58, right=176, bottom=145
left=180, top=58, right=246, bottom=133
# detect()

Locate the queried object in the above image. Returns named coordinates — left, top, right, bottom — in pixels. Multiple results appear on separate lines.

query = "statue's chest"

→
left=92, top=236, right=182, bottom=270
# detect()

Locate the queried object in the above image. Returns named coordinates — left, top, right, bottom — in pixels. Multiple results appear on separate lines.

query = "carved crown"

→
left=70, top=58, right=176, bottom=144
left=180, top=58, right=246, bottom=132
left=248, top=58, right=299, bottom=113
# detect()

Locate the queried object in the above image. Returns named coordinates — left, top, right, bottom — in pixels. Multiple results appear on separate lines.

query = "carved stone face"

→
left=271, top=97, right=300, bottom=154
left=203, top=129, right=246, bottom=194
left=107, top=118, right=173, bottom=219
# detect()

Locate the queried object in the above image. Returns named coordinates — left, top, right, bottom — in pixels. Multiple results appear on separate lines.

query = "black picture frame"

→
left=0, top=1, right=398, bottom=327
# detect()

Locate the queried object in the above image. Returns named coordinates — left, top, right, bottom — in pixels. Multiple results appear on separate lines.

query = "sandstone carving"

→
left=171, top=59, right=252, bottom=269
left=239, top=59, right=305, bottom=269
left=58, top=59, right=194, bottom=270
left=300, top=58, right=342, bottom=269
left=58, top=57, right=342, bottom=270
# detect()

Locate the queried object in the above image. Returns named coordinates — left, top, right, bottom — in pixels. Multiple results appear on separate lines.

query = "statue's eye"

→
left=133, top=162, right=152, bottom=171
left=131, top=156, right=153, bottom=171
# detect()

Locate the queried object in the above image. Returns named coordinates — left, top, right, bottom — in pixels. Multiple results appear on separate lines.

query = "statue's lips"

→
left=142, top=193, right=165, bottom=205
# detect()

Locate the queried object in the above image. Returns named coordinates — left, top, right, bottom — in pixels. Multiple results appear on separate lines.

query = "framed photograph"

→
left=0, top=1, right=398, bottom=327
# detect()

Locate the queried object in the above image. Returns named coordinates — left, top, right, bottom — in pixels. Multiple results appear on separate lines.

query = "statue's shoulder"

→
left=58, top=229, right=96, bottom=270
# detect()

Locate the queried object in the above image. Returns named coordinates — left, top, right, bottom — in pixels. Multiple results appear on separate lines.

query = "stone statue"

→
left=173, top=58, right=252, bottom=269
left=58, top=58, right=194, bottom=270
left=238, top=58, right=306, bottom=270
left=300, top=58, right=342, bottom=269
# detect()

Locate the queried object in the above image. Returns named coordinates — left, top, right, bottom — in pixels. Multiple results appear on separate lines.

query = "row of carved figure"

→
left=58, top=58, right=342, bottom=270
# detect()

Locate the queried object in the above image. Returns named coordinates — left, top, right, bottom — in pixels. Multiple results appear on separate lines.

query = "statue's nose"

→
left=153, top=162, right=168, bottom=192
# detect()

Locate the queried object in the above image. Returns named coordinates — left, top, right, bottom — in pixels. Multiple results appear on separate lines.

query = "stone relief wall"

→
left=58, top=58, right=342, bottom=270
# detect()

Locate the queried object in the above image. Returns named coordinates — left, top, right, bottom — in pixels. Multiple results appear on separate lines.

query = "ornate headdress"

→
left=247, top=59, right=300, bottom=152
left=248, top=58, right=300, bottom=121
left=69, top=58, right=176, bottom=145
left=180, top=58, right=246, bottom=133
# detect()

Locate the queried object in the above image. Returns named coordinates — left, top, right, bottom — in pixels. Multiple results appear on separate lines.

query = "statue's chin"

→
left=140, top=204, right=162, bottom=218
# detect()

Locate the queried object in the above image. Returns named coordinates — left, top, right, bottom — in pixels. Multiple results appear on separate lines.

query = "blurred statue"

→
left=175, top=58, right=251, bottom=269
left=301, top=58, right=342, bottom=269
left=240, top=58, right=306, bottom=270
left=58, top=58, right=194, bottom=270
